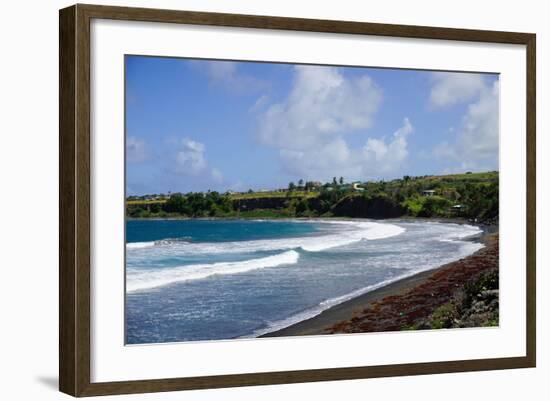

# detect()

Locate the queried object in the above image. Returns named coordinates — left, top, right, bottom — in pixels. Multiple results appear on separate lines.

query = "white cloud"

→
left=206, top=61, right=237, bottom=82
left=201, top=61, right=268, bottom=93
left=458, top=81, right=499, bottom=160
left=429, top=72, right=486, bottom=108
left=171, top=138, right=224, bottom=184
left=278, top=119, right=413, bottom=181
left=255, top=66, right=415, bottom=181
left=174, top=138, right=207, bottom=175
left=249, top=94, right=269, bottom=112
left=258, top=65, right=382, bottom=150
left=363, top=118, right=413, bottom=173
left=279, top=137, right=361, bottom=180
left=126, top=136, right=147, bottom=163
left=433, top=80, right=499, bottom=171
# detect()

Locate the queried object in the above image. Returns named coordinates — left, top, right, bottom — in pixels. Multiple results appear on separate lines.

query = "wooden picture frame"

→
left=59, top=3, right=536, bottom=397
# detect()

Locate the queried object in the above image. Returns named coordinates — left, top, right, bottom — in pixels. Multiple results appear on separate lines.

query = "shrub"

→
left=428, top=302, right=458, bottom=329
left=401, top=196, right=425, bottom=216
left=417, top=196, right=452, bottom=217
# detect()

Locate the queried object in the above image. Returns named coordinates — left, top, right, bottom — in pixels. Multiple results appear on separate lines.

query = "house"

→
left=352, top=182, right=365, bottom=191
left=422, top=190, right=436, bottom=197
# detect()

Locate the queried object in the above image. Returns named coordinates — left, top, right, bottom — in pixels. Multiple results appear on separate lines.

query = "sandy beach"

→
left=262, top=231, right=498, bottom=337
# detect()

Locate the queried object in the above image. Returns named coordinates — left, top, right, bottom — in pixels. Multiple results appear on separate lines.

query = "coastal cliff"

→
left=332, top=195, right=405, bottom=219
left=233, top=197, right=288, bottom=211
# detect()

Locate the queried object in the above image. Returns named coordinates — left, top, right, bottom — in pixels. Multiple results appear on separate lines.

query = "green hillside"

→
left=126, top=171, right=498, bottom=223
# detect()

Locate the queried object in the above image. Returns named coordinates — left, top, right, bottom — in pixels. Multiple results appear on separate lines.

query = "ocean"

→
left=125, top=219, right=483, bottom=344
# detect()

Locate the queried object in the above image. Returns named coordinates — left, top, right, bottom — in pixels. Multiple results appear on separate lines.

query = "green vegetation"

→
left=230, top=190, right=317, bottom=200
left=233, top=209, right=294, bottom=219
left=126, top=171, right=498, bottom=222
left=403, top=196, right=453, bottom=218
left=126, top=199, right=167, bottom=205
left=407, top=268, right=499, bottom=330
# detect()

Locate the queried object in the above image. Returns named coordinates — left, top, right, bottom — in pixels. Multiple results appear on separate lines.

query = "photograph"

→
left=124, top=56, right=500, bottom=345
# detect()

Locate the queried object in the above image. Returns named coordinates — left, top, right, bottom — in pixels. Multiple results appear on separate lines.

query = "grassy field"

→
left=420, top=171, right=498, bottom=182
left=230, top=190, right=319, bottom=200
left=126, top=199, right=167, bottom=205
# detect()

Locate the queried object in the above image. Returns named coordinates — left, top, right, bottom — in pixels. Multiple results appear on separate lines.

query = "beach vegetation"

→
left=427, top=302, right=457, bottom=329
left=407, top=268, right=499, bottom=330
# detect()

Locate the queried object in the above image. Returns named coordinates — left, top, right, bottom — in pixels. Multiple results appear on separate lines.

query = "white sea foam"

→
left=126, top=219, right=488, bottom=342
left=126, top=221, right=405, bottom=256
left=439, top=223, right=482, bottom=240
left=245, top=228, right=486, bottom=338
left=436, top=223, right=483, bottom=254
left=126, top=241, right=156, bottom=249
left=127, top=250, right=300, bottom=292
left=245, top=276, right=403, bottom=338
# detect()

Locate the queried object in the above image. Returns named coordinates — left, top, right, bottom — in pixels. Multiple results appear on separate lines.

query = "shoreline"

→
left=261, top=231, right=498, bottom=338
left=127, top=215, right=493, bottom=227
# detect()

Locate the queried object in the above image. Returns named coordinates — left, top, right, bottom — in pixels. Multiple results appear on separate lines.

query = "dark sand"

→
left=262, top=232, right=498, bottom=337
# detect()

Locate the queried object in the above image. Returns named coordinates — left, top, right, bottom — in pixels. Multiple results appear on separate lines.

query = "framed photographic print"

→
left=59, top=4, right=536, bottom=397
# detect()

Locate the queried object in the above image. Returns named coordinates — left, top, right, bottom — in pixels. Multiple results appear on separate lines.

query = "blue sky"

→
left=125, top=56, right=499, bottom=195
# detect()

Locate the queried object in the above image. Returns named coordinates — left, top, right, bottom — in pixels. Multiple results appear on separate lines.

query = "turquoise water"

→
left=126, top=219, right=320, bottom=243
left=125, top=219, right=483, bottom=344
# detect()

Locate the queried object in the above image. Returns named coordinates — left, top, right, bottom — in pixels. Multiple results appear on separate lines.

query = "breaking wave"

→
left=127, top=250, right=300, bottom=292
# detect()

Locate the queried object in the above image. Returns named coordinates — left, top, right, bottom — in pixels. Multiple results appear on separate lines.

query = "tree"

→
left=288, top=182, right=296, bottom=191
left=149, top=202, right=161, bottom=214
left=298, top=179, right=304, bottom=187
left=164, top=194, right=189, bottom=215
left=418, top=196, right=451, bottom=218
left=332, top=177, right=338, bottom=185
left=339, top=176, right=344, bottom=185
left=295, top=198, right=309, bottom=216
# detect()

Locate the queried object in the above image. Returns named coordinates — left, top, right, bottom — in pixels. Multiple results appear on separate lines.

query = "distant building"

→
left=352, top=182, right=365, bottom=191
left=422, top=190, right=436, bottom=197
